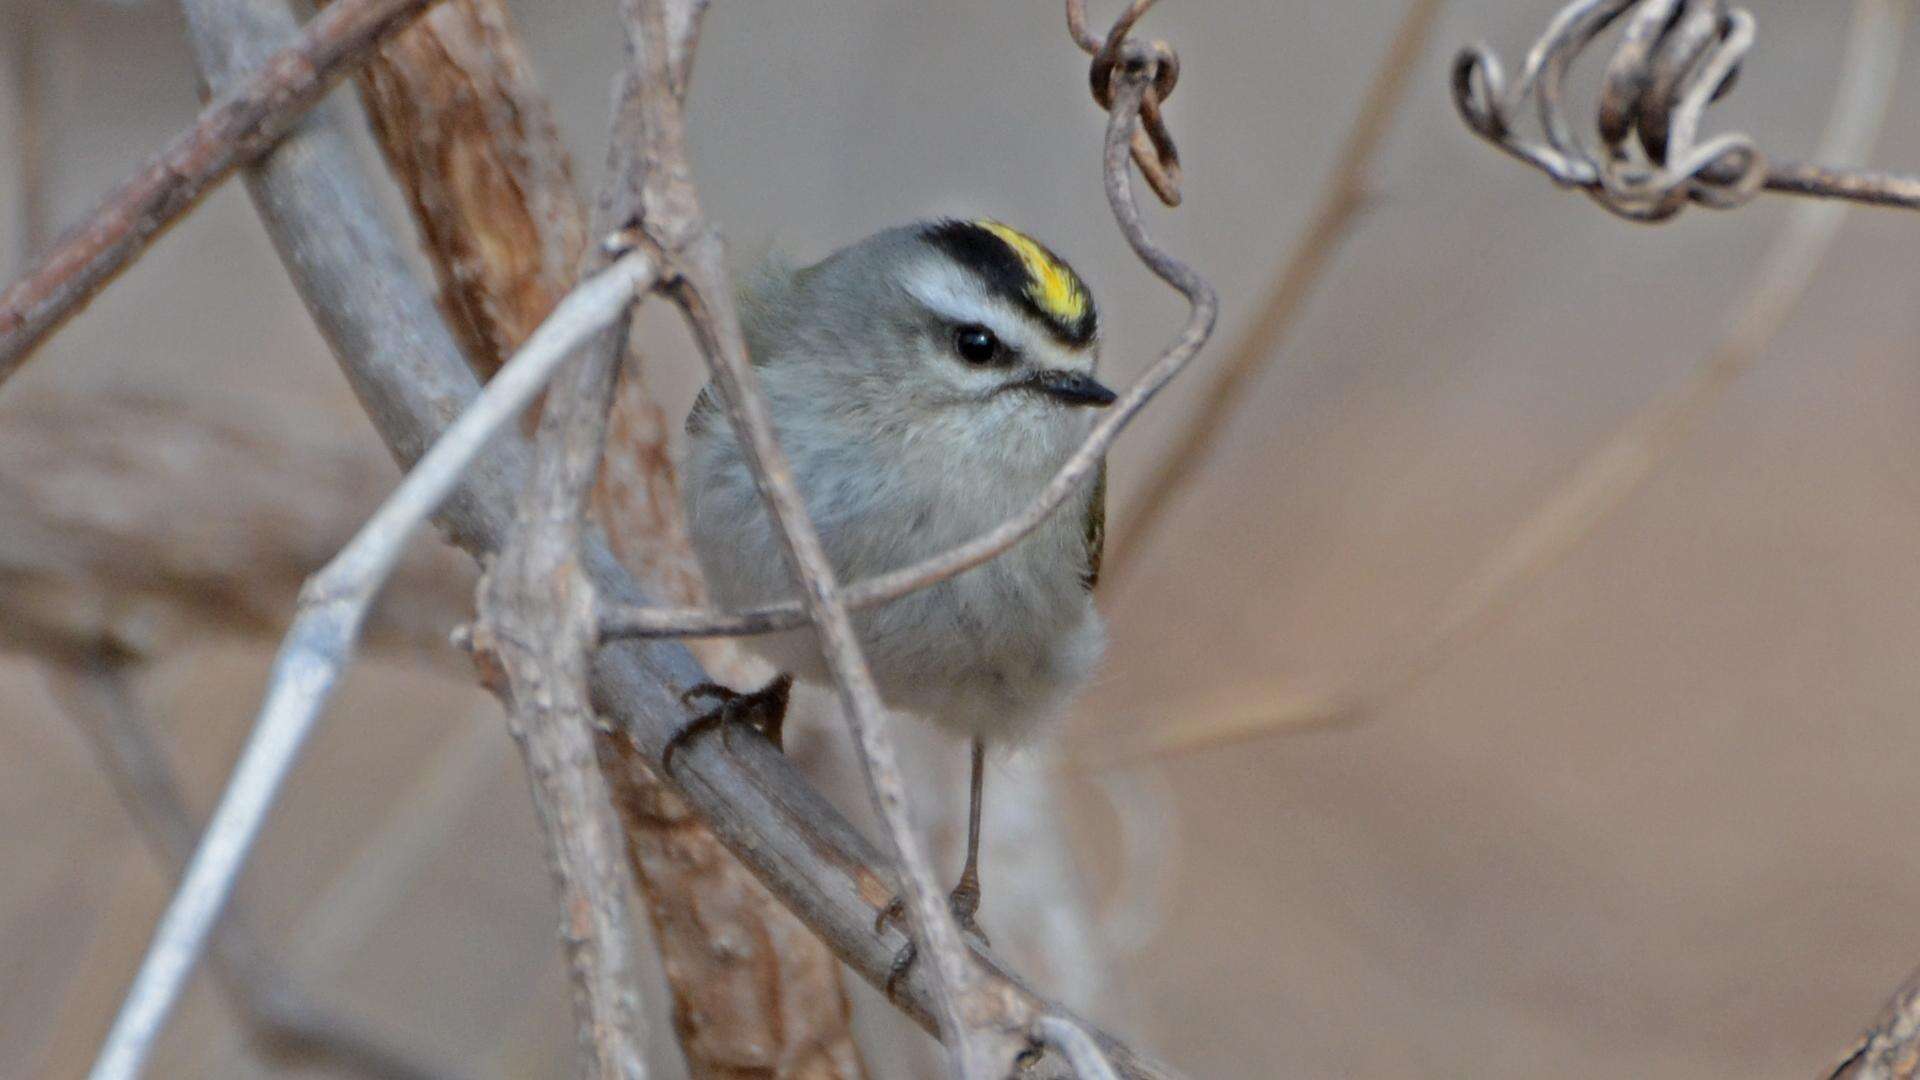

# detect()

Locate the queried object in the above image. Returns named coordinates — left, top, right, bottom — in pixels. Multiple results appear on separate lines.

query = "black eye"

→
left=952, top=323, right=1002, bottom=364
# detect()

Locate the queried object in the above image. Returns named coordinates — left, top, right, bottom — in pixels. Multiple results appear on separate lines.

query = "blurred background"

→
left=5, top=0, right=1920, bottom=1076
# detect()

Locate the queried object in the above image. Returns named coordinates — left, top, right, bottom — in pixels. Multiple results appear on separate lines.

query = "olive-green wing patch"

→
left=1082, top=460, right=1106, bottom=592
left=685, top=384, right=719, bottom=437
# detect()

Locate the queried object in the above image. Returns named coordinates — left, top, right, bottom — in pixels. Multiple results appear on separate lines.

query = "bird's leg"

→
left=661, top=673, right=793, bottom=775
left=949, top=737, right=989, bottom=939
left=877, top=737, right=992, bottom=1000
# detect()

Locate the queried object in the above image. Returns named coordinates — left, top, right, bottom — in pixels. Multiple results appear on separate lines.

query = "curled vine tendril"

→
left=1453, top=0, right=1764, bottom=222
left=1068, top=0, right=1184, bottom=206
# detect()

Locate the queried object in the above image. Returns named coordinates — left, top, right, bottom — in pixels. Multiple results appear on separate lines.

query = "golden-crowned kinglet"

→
left=675, top=218, right=1112, bottom=946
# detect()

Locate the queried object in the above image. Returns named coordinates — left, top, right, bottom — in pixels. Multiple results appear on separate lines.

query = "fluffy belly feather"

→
left=683, top=431, right=1102, bottom=741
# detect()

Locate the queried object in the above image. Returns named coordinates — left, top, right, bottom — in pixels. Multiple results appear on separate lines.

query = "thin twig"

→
left=84, top=250, right=656, bottom=1080
left=679, top=253, right=1014, bottom=1077
left=1105, top=0, right=1443, bottom=585
left=0, top=0, right=444, bottom=383
left=42, top=658, right=458, bottom=1080
left=1113, top=0, right=1908, bottom=764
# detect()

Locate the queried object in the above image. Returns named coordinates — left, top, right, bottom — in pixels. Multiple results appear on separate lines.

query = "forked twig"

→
left=1454, top=0, right=1920, bottom=220
left=0, top=0, right=442, bottom=382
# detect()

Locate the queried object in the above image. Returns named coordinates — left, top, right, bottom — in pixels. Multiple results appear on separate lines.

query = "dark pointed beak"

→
left=1023, top=369, right=1118, bottom=407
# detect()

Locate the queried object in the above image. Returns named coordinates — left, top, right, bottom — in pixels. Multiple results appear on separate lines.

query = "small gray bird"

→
left=675, top=218, right=1112, bottom=948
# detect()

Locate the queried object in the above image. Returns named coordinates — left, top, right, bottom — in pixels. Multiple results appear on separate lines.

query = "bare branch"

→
left=596, top=739, right=869, bottom=1077
left=0, top=0, right=443, bottom=382
left=1105, top=0, right=1443, bottom=584
left=474, top=304, right=653, bottom=1074
left=450, top=11, right=684, bottom=1058
left=1454, top=0, right=1920, bottom=220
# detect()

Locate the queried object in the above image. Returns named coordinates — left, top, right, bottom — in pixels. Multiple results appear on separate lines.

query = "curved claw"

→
left=661, top=674, right=794, bottom=775
left=872, top=884, right=991, bottom=1001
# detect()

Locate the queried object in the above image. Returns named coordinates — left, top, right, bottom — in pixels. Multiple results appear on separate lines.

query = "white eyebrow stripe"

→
left=900, top=262, right=1041, bottom=353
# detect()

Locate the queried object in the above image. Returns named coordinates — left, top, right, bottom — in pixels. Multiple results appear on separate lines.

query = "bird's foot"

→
left=661, top=673, right=794, bottom=775
left=874, top=882, right=991, bottom=1001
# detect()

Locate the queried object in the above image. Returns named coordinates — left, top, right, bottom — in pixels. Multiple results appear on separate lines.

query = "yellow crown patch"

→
left=973, top=219, right=1090, bottom=328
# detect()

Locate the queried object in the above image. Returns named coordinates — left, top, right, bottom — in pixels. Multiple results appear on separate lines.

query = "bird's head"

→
left=738, top=219, right=1110, bottom=456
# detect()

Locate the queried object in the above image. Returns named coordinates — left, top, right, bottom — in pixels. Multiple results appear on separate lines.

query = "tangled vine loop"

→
left=1453, top=0, right=1766, bottom=222
left=1068, top=0, right=1184, bottom=206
